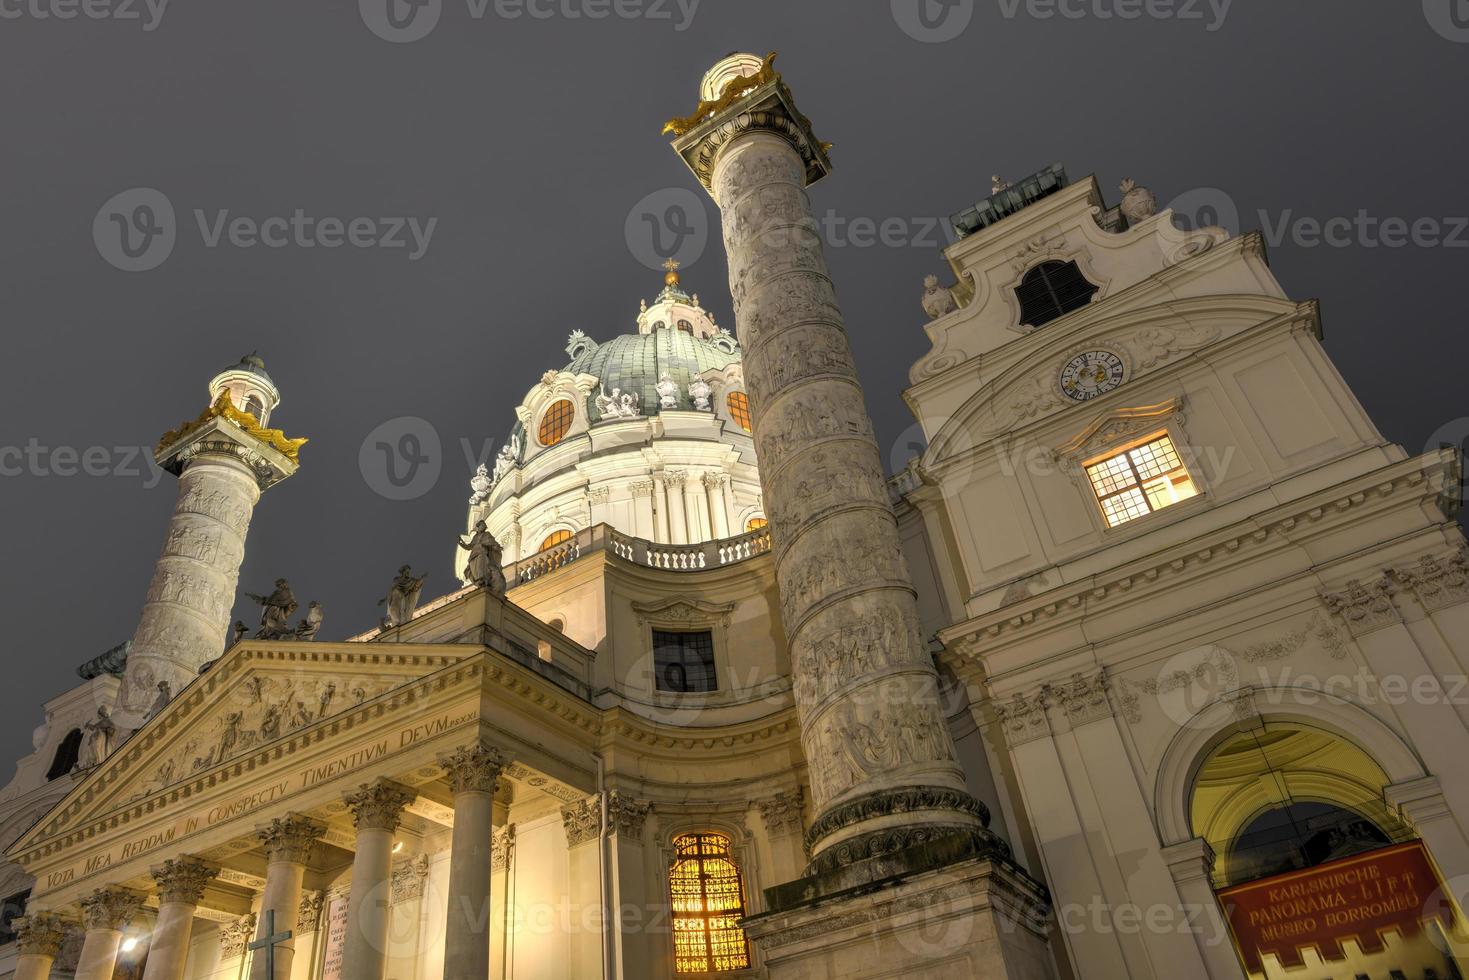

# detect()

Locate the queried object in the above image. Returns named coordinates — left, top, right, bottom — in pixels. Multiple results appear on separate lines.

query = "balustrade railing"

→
left=507, top=523, right=771, bottom=586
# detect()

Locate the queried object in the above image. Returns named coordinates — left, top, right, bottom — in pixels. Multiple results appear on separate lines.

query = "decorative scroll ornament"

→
left=343, top=780, right=417, bottom=832
left=560, top=797, right=601, bottom=848
left=757, top=788, right=805, bottom=837
left=662, top=51, right=780, bottom=136
left=157, top=390, right=307, bottom=462
left=219, top=914, right=256, bottom=958
left=152, top=856, right=219, bottom=905
left=439, top=743, right=507, bottom=795
left=14, top=913, right=70, bottom=957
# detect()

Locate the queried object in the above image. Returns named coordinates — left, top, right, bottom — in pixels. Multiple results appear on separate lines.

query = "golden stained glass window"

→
left=745, top=517, right=767, bottom=533
left=727, top=391, right=752, bottom=432
left=539, top=529, right=573, bottom=552
left=1084, top=432, right=1200, bottom=528
left=670, top=833, right=751, bottom=974
left=538, top=399, right=575, bottom=446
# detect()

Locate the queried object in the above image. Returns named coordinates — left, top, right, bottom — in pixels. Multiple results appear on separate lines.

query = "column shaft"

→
left=250, top=816, right=324, bottom=980
left=341, top=781, right=416, bottom=980
left=142, top=901, right=196, bottom=980
left=75, top=928, right=124, bottom=980
left=76, top=888, right=143, bottom=980
left=13, top=953, right=57, bottom=980
left=665, top=474, right=687, bottom=544
left=13, top=914, right=69, bottom=980
left=439, top=743, right=506, bottom=980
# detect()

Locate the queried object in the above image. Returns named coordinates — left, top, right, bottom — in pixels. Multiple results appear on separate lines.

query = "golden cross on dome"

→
left=662, top=257, right=682, bottom=288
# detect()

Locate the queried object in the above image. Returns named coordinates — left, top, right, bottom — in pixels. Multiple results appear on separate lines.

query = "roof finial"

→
left=662, top=257, right=682, bottom=288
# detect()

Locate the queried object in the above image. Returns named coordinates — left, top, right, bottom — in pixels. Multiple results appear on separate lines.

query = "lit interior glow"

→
left=1085, top=432, right=1199, bottom=528
left=670, top=832, right=751, bottom=973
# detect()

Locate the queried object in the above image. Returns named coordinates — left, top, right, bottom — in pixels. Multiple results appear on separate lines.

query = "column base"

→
left=745, top=836, right=1057, bottom=980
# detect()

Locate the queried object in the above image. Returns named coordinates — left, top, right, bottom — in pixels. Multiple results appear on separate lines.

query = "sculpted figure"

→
left=247, top=579, right=297, bottom=639
left=76, top=706, right=116, bottom=770
left=921, top=274, right=957, bottom=320
left=596, top=385, right=642, bottom=420
left=147, top=681, right=172, bottom=721
left=655, top=372, right=680, bottom=409
left=295, top=601, right=323, bottom=641
left=469, top=463, right=494, bottom=504
left=1119, top=177, right=1158, bottom=225
left=380, top=565, right=427, bottom=629
left=688, top=377, right=712, bottom=411
left=492, top=435, right=520, bottom=482
left=459, top=520, right=507, bottom=595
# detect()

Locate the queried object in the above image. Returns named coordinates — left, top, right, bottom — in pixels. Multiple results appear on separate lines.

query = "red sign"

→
left=1218, top=841, right=1457, bottom=973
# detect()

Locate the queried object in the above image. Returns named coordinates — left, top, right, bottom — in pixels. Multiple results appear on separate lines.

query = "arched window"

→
left=1015, top=260, right=1098, bottom=328
left=242, top=395, right=266, bottom=421
left=538, top=399, right=576, bottom=447
left=669, top=833, right=751, bottom=973
left=726, top=391, right=752, bottom=432
left=745, top=517, right=768, bottom=533
left=540, top=529, right=573, bottom=552
left=46, top=729, right=82, bottom=779
left=677, top=319, right=694, bottom=334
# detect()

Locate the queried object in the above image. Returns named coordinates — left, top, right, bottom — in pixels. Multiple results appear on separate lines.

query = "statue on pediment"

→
left=380, top=565, right=427, bottom=630
left=459, top=520, right=506, bottom=595
left=75, top=706, right=116, bottom=770
left=295, top=601, right=323, bottom=641
left=247, top=579, right=298, bottom=640
left=146, top=681, right=172, bottom=721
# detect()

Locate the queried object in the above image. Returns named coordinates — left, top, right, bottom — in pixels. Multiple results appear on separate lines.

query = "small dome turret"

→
left=208, top=352, right=281, bottom=425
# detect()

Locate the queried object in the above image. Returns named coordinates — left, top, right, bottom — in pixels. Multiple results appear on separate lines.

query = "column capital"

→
left=607, top=791, right=652, bottom=842
left=665, top=52, right=832, bottom=192
left=492, top=825, right=515, bottom=871
left=258, top=813, right=328, bottom=865
left=439, top=742, right=508, bottom=795
left=757, top=787, right=805, bottom=838
left=1160, top=837, right=1218, bottom=886
left=14, top=912, right=70, bottom=957
left=79, top=886, right=145, bottom=932
left=343, top=779, right=416, bottom=833
left=561, top=797, right=601, bottom=848
left=151, top=855, right=219, bottom=905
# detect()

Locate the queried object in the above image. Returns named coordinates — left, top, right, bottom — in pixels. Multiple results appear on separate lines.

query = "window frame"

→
left=665, top=831, right=754, bottom=976
left=1081, top=429, right=1202, bottom=530
left=725, top=390, right=753, bottom=432
left=1015, top=259, right=1100, bottom=329
left=537, top=398, right=577, bottom=447
left=652, top=628, right=719, bottom=694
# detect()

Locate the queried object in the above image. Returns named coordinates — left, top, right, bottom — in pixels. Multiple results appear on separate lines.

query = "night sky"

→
left=2, top=1, right=1466, bottom=766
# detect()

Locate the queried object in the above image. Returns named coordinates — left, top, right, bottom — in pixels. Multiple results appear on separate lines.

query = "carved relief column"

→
left=249, top=814, right=326, bottom=980
left=143, top=857, right=219, bottom=980
left=705, top=473, right=731, bottom=538
left=13, top=913, right=70, bottom=980
left=560, top=797, right=606, bottom=980
left=439, top=744, right=505, bottom=980
left=75, top=887, right=144, bottom=980
left=341, top=780, right=417, bottom=980
left=664, top=471, right=689, bottom=544
left=668, top=56, right=990, bottom=873
left=605, top=793, right=652, bottom=979
left=756, top=788, right=807, bottom=883
left=116, top=368, right=302, bottom=727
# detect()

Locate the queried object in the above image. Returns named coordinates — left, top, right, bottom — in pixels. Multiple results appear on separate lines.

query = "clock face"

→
left=1059, top=350, right=1126, bottom=401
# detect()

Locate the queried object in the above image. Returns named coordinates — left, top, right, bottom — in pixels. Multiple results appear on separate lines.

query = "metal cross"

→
left=246, top=909, right=292, bottom=980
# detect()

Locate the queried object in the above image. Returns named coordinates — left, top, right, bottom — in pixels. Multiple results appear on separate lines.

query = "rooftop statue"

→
left=380, top=565, right=427, bottom=630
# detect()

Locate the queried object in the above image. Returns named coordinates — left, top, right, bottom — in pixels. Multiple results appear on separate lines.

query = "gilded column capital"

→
left=79, top=887, right=145, bottom=932
left=665, top=52, right=833, bottom=193
left=14, top=912, right=70, bottom=956
left=258, top=813, right=328, bottom=865
left=343, top=780, right=417, bottom=833
left=439, top=742, right=508, bottom=796
left=151, top=856, right=219, bottom=905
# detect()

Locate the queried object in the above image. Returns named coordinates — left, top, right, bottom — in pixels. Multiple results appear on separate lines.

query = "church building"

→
left=0, top=52, right=1465, bottom=980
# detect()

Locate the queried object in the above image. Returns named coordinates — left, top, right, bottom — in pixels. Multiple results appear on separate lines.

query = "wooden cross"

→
left=246, top=909, right=292, bottom=980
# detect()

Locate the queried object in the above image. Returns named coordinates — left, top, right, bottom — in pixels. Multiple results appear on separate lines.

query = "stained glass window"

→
left=1084, top=432, right=1199, bottom=528
left=727, top=391, right=752, bottom=432
left=538, top=399, right=575, bottom=446
left=670, top=833, right=751, bottom=974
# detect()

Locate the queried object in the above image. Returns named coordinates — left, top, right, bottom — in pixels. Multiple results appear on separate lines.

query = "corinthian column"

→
left=341, top=780, right=417, bottom=980
left=144, top=856, right=218, bottom=980
left=76, top=887, right=144, bottom=980
left=439, top=743, right=506, bottom=980
left=250, top=814, right=326, bottom=980
left=667, top=54, right=996, bottom=874
left=116, top=357, right=304, bottom=727
left=13, top=913, right=70, bottom=980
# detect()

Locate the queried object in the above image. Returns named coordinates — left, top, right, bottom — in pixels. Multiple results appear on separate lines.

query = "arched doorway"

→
left=1189, top=723, right=1464, bottom=977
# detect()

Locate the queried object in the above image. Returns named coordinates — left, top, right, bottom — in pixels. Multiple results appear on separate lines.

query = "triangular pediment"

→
left=11, top=642, right=470, bottom=852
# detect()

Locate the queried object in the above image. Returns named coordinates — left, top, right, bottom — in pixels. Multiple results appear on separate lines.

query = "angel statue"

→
left=247, top=579, right=297, bottom=639
left=469, top=463, right=494, bottom=504
left=596, top=385, right=641, bottom=420
left=459, top=520, right=507, bottom=595
left=379, top=565, right=427, bottom=630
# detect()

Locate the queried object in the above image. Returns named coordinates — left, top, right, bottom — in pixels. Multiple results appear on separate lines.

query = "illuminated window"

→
left=540, top=529, right=573, bottom=552
left=745, top=517, right=767, bottom=533
left=1085, top=433, right=1199, bottom=528
left=653, top=630, right=716, bottom=693
left=726, top=391, right=752, bottom=432
left=677, top=319, right=694, bottom=334
left=538, top=399, right=575, bottom=446
left=670, top=833, right=751, bottom=974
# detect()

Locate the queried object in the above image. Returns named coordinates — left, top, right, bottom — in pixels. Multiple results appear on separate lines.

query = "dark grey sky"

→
left=2, top=0, right=1466, bottom=765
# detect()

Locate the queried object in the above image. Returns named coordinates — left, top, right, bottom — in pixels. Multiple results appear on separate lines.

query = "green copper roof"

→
left=565, top=326, right=740, bottom=420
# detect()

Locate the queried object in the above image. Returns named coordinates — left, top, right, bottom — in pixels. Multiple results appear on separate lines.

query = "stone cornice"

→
left=940, top=451, right=1454, bottom=656
left=669, top=76, right=832, bottom=192
left=599, top=706, right=799, bottom=753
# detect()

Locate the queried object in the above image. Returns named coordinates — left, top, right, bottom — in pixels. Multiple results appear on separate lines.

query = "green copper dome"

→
left=565, top=324, right=741, bottom=419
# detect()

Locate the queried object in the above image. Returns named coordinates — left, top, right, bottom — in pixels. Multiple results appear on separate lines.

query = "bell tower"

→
left=114, top=355, right=305, bottom=727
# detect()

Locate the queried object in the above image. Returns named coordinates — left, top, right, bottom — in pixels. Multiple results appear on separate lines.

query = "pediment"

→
left=12, top=643, right=465, bottom=850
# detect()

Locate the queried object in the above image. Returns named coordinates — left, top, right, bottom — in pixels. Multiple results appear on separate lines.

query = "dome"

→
left=567, top=324, right=740, bottom=421
left=230, top=352, right=272, bottom=381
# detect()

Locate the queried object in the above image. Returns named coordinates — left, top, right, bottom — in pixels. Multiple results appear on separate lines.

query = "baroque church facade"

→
left=0, top=52, right=1466, bottom=980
